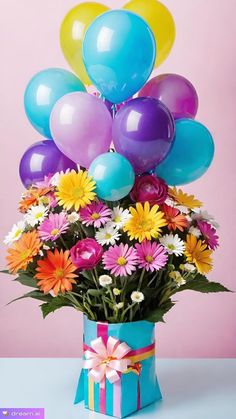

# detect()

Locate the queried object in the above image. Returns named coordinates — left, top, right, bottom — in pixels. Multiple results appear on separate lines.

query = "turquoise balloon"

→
left=24, top=68, right=86, bottom=139
left=89, top=152, right=135, bottom=201
left=155, top=119, right=214, bottom=185
left=83, top=10, right=156, bottom=104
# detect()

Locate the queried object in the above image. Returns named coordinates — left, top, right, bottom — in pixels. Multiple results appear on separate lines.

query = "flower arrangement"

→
left=4, top=169, right=228, bottom=323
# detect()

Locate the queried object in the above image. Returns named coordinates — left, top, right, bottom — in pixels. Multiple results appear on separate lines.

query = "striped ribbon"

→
left=84, top=322, right=155, bottom=417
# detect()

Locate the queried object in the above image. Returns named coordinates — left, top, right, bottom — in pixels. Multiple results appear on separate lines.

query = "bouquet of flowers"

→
left=4, top=170, right=227, bottom=323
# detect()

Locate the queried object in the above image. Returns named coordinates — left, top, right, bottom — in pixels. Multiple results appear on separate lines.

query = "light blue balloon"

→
left=89, top=152, right=135, bottom=201
left=83, top=10, right=156, bottom=104
left=24, top=68, right=86, bottom=139
left=155, top=119, right=215, bottom=185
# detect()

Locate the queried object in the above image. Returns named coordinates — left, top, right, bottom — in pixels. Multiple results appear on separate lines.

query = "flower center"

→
left=73, top=187, right=84, bottom=199
left=139, top=218, right=152, bottom=231
left=145, top=255, right=153, bottom=263
left=14, top=229, right=22, bottom=238
left=117, top=256, right=127, bottom=266
left=20, top=249, right=31, bottom=260
left=35, top=212, right=43, bottom=219
left=101, top=356, right=116, bottom=365
left=114, top=215, right=121, bottom=223
left=54, top=268, right=64, bottom=280
left=91, top=212, right=100, bottom=220
left=167, top=244, right=175, bottom=250
left=105, top=233, right=112, bottom=239
left=51, top=228, right=60, bottom=236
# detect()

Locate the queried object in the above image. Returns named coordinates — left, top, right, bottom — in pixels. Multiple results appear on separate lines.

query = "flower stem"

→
left=138, top=268, right=146, bottom=291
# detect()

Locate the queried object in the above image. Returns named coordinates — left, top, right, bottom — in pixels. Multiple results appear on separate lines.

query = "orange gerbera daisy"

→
left=35, top=249, right=78, bottom=295
left=6, top=230, right=42, bottom=274
left=19, top=187, right=52, bottom=213
left=168, top=187, right=202, bottom=210
left=161, top=203, right=189, bottom=232
left=185, top=234, right=213, bottom=274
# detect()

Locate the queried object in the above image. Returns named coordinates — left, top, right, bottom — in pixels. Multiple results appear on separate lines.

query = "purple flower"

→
left=70, top=238, right=103, bottom=270
left=197, top=220, right=219, bottom=250
left=130, top=175, right=168, bottom=205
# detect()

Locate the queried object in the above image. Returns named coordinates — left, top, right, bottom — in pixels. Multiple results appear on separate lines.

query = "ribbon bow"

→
left=83, top=336, right=131, bottom=384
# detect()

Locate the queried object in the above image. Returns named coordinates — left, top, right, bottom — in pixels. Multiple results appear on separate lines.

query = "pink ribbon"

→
left=83, top=336, right=131, bottom=384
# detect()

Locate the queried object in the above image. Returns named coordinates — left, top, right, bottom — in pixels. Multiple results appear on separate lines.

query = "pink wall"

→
left=0, top=0, right=235, bottom=358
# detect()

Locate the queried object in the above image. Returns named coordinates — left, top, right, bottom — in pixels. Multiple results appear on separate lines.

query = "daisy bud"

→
left=131, top=291, right=145, bottom=303
left=113, top=288, right=121, bottom=296
left=99, top=275, right=113, bottom=287
left=115, top=302, right=124, bottom=309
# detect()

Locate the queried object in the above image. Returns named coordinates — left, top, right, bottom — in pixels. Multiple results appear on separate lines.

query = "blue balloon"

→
left=83, top=10, right=156, bottom=104
left=155, top=119, right=214, bottom=185
left=88, top=152, right=135, bottom=201
left=24, top=68, right=86, bottom=139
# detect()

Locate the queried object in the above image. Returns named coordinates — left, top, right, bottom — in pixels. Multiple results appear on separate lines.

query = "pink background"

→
left=0, top=0, right=235, bottom=358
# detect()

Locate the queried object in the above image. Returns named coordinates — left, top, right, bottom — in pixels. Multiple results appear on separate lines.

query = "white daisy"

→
left=109, top=206, right=131, bottom=229
left=114, top=302, right=124, bottom=310
left=67, top=212, right=80, bottom=224
left=24, top=205, right=48, bottom=227
left=99, top=275, right=113, bottom=287
left=131, top=291, right=145, bottom=303
left=191, top=210, right=219, bottom=228
left=169, top=271, right=186, bottom=287
left=175, top=205, right=189, bottom=214
left=95, top=225, right=121, bottom=246
left=50, top=168, right=77, bottom=187
left=159, top=234, right=185, bottom=256
left=189, top=226, right=201, bottom=237
left=180, top=263, right=196, bottom=273
left=4, top=221, right=26, bottom=245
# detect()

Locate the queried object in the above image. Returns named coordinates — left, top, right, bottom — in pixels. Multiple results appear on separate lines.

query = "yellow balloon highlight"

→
left=124, top=0, right=176, bottom=67
left=60, top=2, right=109, bottom=85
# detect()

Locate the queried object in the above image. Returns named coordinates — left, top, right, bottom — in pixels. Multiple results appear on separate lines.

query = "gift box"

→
left=74, top=316, right=162, bottom=418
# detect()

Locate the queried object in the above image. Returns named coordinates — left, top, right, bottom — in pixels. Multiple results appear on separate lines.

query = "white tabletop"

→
left=0, top=359, right=235, bottom=419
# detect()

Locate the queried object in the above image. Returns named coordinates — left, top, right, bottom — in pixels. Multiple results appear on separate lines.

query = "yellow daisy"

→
left=185, top=234, right=213, bottom=274
left=169, top=187, right=202, bottom=210
left=123, top=202, right=167, bottom=242
left=56, top=170, right=96, bottom=211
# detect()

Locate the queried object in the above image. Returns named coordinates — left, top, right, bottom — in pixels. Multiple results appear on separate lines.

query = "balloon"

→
left=88, top=152, right=135, bottom=201
left=124, top=0, right=175, bottom=67
left=155, top=119, right=215, bottom=185
left=19, top=140, right=77, bottom=188
left=83, top=10, right=156, bottom=104
left=60, top=2, right=109, bottom=85
left=139, top=74, right=199, bottom=119
left=50, top=92, right=112, bottom=168
left=112, top=97, right=175, bottom=174
left=24, top=68, right=86, bottom=139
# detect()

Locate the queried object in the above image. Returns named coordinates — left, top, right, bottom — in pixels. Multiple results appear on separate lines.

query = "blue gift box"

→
left=75, top=316, right=162, bottom=418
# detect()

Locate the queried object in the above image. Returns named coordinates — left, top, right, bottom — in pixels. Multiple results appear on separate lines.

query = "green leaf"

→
left=87, top=289, right=103, bottom=297
left=8, top=290, right=53, bottom=305
left=14, top=273, right=38, bottom=288
left=0, top=269, right=10, bottom=274
left=176, top=279, right=232, bottom=294
left=146, top=299, right=175, bottom=323
left=40, top=296, right=73, bottom=318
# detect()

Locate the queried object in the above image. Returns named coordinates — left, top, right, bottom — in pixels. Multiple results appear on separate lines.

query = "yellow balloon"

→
left=60, top=2, right=109, bottom=85
left=124, top=0, right=176, bottom=67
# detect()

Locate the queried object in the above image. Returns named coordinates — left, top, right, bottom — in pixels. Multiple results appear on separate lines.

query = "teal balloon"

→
left=89, top=152, right=135, bottom=201
left=155, top=119, right=214, bottom=185
left=83, top=10, right=156, bottom=104
left=24, top=68, right=86, bottom=139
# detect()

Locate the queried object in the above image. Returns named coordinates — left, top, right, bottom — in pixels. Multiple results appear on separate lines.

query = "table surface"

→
left=0, top=359, right=235, bottom=419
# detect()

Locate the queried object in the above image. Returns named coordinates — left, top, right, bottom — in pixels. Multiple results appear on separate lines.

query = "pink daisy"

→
left=102, top=243, right=138, bottom=277
left=197, top=220, right=219, bottom=250
left=80, top=201, right=112, bottom=228
left=135, top=241, right=168, bottom=272
left=34, top=174, right=54, bottom=188
left=38, top=212, right=69, bottom=241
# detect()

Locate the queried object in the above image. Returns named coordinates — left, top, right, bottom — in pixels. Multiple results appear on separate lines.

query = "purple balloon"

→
left=139, top=74, right=199, bottom=120
left=19, top=140, right=77, bottom=188
left=112, top=97, right=175, bottom=174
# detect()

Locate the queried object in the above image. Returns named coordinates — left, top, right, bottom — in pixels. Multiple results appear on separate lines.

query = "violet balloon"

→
left=19, top=140, right=77, bottom=188
left=139, top=74, right=198, bottom=120
left=50, top=92, right=112, bottom=168
left=112, top=97, right=175, bottom=174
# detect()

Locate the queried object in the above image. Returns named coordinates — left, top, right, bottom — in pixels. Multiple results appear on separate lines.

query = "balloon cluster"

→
left=20, top=0, right=214, bottom=198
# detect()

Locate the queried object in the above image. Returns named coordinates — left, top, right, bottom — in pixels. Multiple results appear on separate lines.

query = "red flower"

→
left=161, top=203, right=189, bottom=232
left=70, top=238, right=103, bottom=270
left=130, top=175, right=168, bottom=205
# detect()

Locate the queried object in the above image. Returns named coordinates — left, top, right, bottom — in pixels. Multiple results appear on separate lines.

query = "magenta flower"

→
left=70, top=238, right=103, bottom=270
left=38, top=212, right=69, bottom=241
left=103, top=243, right=138, bottom=277
left=130, top=175, right=168, bottom=205
left=80, top=201, right=112, bottom=228
left=135, top=241, right=168, bottom=272
left=197, top=220, right=219, bottom=250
